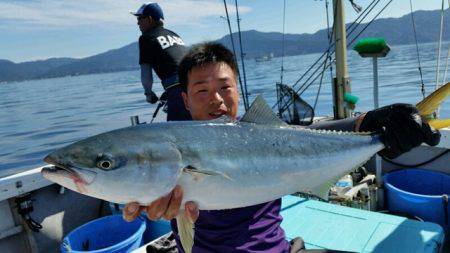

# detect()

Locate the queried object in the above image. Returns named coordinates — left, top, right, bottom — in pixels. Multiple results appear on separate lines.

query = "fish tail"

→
left=416, top=82, right=450, bottom=118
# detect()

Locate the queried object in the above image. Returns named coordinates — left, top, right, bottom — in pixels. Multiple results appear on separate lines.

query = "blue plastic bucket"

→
left=384, top=169, right=450, bottom=231
left=61, top=215, right=146, bottom=253
left=143, top=219, right=171, bottom=243
left=109, top=203, right=171, bottom=243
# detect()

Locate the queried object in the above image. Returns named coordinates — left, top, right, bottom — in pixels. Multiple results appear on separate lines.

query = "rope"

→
left=222, top=0, right=248, bottom=110
left=409, top=0, right=426, bottom=99
left=346, top=0, right=381, bottom=45
left=292, top=2, right=338, bottom=90
left=292, top=0, right=379, bottom=92
left=275, top=0, right=392, bottom=113
left=275, top=0, right=340, bottom=111
left=293, top=0, right=393, bottom=109
left=347, top=0, right=394, bottom=46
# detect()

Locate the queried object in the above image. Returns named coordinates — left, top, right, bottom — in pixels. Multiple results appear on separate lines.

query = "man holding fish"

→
left=121, top=42, right=440, bottom=252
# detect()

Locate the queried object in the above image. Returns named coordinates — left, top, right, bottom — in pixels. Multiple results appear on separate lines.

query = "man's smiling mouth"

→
left=209, top=109, right=227, bottom=118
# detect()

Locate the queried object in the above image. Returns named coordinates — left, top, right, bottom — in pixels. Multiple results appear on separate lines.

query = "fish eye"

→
left=96, top=153, right=115, bottom=170
left=97, top=160, right=112, bottom=170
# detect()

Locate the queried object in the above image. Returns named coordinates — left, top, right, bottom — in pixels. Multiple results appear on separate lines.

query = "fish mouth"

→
left=43, top=155, right=96, bottom=185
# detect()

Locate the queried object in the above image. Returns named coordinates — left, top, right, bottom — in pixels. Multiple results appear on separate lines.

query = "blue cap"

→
left=131, top=2, right=164, bottom=20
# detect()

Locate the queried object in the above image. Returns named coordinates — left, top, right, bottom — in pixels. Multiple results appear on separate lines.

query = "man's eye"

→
left=197, top=89, right=207, bottom=93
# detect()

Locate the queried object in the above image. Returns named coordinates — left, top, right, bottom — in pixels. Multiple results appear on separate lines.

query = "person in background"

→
left=131, top=2, right=191, bottom=121
left=123, top=42, right=440, bottom=252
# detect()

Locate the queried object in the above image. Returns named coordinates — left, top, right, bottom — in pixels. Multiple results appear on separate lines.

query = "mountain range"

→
left=1, top=8, right=449, bottom=83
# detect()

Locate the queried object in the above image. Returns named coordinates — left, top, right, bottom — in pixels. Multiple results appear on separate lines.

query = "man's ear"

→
left=182, top=91, right=190, bottom=111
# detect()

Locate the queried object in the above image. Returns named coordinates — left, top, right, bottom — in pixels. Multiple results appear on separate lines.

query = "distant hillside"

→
left=0, top=58, right=77, bottom=82
left=41, top=43, right=138, bottom=79
left=217, top=9, right=450, bottom=58
left=1, top=8, right=449, bottom=83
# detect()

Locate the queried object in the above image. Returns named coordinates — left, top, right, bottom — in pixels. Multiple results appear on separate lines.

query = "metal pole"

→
left=332, top=0, right=351, bottom=119
left=370, top=56, right=384, bottom=210
left=373, top=57, right=379, bottom=109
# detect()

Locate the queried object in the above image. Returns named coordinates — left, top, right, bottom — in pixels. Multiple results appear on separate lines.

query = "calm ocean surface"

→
left=0, top=42, right=449, bottom=177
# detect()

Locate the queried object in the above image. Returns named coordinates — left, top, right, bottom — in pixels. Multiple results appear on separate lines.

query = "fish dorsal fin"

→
left=240, top=95, right=286, bottom=126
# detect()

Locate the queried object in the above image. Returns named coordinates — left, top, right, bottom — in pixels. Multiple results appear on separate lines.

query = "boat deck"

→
left=281, top=195, right=445, bottom=252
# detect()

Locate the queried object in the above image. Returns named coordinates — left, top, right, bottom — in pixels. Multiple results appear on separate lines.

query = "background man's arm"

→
left=140, top=64, right=158, bottom=104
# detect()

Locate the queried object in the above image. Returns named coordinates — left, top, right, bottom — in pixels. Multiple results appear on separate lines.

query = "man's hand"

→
left=145, top=91, right=159, bottom=104
left=122, top=185, right=199, bottom=223
left=358, top=103, right=440, bottom=159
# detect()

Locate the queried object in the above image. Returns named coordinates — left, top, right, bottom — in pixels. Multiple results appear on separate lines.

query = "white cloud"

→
left=0, top=0, right=252, bottom=28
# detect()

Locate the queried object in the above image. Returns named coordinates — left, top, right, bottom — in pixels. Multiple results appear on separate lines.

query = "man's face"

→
left=182, top=62, right=239, bottom=121
left=137, top=16, right=153, bottom=32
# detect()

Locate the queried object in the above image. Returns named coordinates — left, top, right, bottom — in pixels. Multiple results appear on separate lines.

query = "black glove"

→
left=145, top=91, right=159, bottom=104
left=159, top=91, right=168, bottom=102
left=359, top=103, right=440, bottom=159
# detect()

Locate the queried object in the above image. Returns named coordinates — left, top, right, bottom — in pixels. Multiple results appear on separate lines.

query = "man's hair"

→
left=179, top=42, right=238, bottom=92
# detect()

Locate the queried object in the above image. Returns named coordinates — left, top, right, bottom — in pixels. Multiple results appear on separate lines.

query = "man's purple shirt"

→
left=171, top=198, right=290, bottom=252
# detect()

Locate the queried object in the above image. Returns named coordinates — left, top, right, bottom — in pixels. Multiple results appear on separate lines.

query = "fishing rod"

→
left=150, top=92, right=168, bottom=123
left=234, top=0, right=250, bottom=110
left=222, top=0, right=249, bottom=110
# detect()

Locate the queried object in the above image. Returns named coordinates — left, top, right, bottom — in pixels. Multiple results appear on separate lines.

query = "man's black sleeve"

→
left=139, top=36, right=155, bottom=65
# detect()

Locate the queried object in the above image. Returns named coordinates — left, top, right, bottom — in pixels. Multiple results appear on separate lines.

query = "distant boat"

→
left=255, top=53, right=274, bottom=62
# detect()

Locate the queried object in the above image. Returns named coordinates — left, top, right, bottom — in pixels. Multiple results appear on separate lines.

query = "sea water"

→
left=0, top=42, right=449, bottom=177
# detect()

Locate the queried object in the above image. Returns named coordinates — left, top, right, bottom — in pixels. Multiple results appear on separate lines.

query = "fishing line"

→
left=276, top=0, right=379, bottom=111
left=347, top=0, right=394, bottom=46
left=292, top=0, right=379, bottom=93
left=313, top=0, right=336, bottom=111
left=276, top=0, right=393, bottom=113
left=409, top=0, right=426, bottom=99
left=295, top=0, right=394, bottom=99
left=346, top=0, right=381, bottom=41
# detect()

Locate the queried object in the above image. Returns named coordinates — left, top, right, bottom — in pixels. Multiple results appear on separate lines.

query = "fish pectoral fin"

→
left=182, top=166, right=233, bottom=181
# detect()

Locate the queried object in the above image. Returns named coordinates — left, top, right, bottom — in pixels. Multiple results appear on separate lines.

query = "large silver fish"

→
left=42, top=96, right=384, bottom=210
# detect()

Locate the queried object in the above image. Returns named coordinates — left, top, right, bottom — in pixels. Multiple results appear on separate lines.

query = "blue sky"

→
left=0, top=0, right=443, bottom=63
